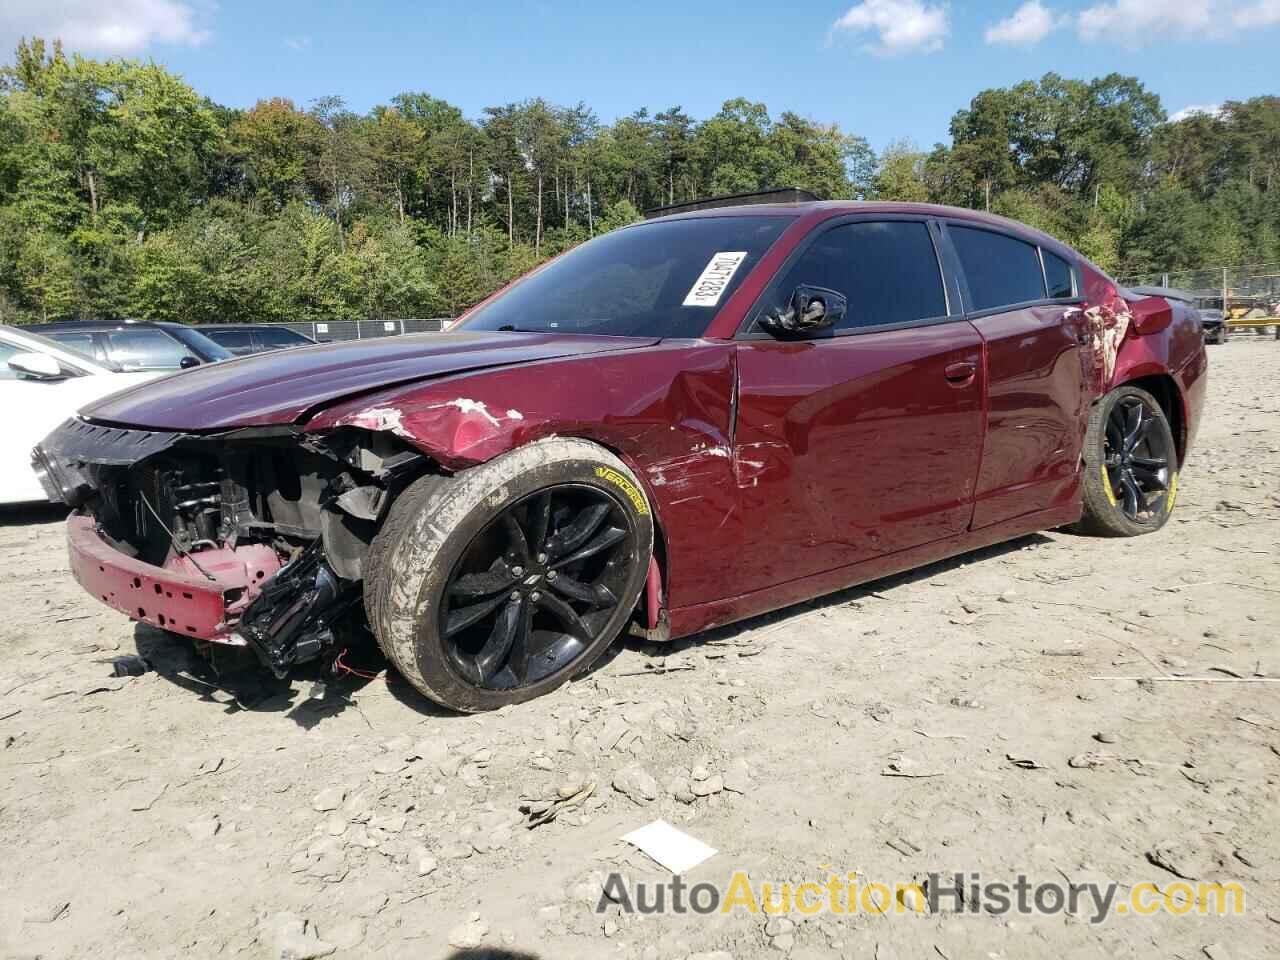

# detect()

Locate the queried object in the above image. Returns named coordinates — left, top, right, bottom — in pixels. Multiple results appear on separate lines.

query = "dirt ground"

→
left=1, top=339, right=1277, bottom=960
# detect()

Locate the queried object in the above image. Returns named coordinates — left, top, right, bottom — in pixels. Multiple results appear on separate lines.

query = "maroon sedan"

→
left=35, top=196, right=1207, bottom=712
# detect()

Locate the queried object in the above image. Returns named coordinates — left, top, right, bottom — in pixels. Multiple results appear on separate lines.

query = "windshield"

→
left=462, top=215, right=793, bottom=339
left=167, top=325, right=235, bottom=361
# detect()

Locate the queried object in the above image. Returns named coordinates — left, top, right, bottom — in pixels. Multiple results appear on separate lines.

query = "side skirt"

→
left=666, top=502, right=1082, bottom=639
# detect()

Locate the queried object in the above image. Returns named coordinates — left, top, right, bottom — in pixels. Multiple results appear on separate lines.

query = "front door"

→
left=731, top=219, right=985, bottom=595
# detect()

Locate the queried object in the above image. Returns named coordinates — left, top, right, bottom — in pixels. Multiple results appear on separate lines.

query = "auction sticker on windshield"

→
left=683, top=251, right=748, bottom=307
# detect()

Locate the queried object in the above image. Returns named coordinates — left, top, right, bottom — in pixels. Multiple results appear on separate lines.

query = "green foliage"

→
left=0, top=39, right=1277, bottom=322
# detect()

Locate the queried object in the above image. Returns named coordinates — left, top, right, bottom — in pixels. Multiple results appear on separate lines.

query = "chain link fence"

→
left=1120, top=262, right=1280, bottom=314
left=278, top=318, right=454, bottom=342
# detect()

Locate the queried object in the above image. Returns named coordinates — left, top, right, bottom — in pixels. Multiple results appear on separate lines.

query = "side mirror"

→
left=7, top=352, right=66, bottom=381
left=179, top=355, right=201, bottom=369
left=759, top=285, right=847, bottom=336
left=1130, top=295, right=1173, bottom=335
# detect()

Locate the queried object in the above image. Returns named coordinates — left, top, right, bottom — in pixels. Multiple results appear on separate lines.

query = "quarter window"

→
left=761, top=221, right=947, bottom=332
left=1042, top=250, right=1075, bottom=299
left=950, top=225, right=1046, bottom=312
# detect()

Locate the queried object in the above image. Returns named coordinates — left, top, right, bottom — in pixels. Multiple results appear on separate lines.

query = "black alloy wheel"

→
left=440, top=484, right=635, bottom=690
left=1102, top=394, right=1174, bottom=524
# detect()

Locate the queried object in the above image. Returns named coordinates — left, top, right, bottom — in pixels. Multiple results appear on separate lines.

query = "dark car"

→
left=34, top=193, right=1207, bottom=713
left=27, top=319, right=233, bottom=371
left=193, top=324, right=317, bottom=356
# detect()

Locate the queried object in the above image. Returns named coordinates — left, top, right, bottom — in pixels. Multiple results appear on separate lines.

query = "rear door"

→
left=731, top=218, right=985, bottom=593
left=944, top=223, right=1090, bottom=529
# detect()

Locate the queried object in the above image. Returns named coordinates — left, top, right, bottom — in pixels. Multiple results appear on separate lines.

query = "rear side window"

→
left=950, top=225, right=1046, bottom=312
left=762, top=220, right=947, bottom=331
left=106, top=330, right=193, bottom=369
left=46, top=332, right=98, bottom=361
left=207, top=329, right=255, bottom=352
left=1042, top=250, right=1075, bottom=299
left=256, top=327, right=308, bottom=348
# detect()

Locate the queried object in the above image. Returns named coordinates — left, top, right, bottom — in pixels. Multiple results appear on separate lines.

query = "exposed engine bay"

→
left=35, top=418, right=426, bottom=675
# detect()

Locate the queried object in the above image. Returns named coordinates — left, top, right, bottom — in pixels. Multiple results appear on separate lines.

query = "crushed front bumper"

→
left=67, top=515, right=280, bottom=642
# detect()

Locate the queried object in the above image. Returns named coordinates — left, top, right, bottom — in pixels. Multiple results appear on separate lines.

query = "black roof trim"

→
left=644, top=188, right=820, bottom=219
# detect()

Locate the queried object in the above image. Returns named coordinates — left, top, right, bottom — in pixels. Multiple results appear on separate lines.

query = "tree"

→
left=873, top=139, right=929, bottom=202
left=307, top=96, right=370, bottom=250
left=230, top=98, right=314, bottom=208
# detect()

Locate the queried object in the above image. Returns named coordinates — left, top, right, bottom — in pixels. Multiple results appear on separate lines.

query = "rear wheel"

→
left=364, top=438, right=653, bottom=712
left=1074, top=385, right=1179, bottom=537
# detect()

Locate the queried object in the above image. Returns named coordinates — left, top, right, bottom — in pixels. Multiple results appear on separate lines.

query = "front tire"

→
left=364, top=438, right=653, bottom=712
left=1074, top=385, right=1179, bottom=537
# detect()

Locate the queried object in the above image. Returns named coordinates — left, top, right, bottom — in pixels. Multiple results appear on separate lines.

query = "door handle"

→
left=944, top=361, right=977, bottom=385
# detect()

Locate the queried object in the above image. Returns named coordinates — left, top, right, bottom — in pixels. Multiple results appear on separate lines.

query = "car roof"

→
left=644, top=199, right=1078, bottom=259
left=27, top=319, right=183, bottom=332
left=193, top=323, right=305, bottom=332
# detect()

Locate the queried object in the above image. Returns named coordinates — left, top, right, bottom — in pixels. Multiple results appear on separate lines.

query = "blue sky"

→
left=3, top=1, right=1279, bottom=151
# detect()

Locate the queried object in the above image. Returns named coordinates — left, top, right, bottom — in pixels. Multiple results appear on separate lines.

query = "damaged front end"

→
left=34, top=418, right=424, bottom=675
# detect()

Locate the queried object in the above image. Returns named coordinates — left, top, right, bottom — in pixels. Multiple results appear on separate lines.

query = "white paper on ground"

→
left=620, top=819, right=718, bottom=874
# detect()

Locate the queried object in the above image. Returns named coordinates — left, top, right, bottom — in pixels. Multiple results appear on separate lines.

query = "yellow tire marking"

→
left=595, top=467, right=649, bottom=516
left=1101, top=464, right=1117, bottom=506
left=1166, top=472, right=1178, bottom=513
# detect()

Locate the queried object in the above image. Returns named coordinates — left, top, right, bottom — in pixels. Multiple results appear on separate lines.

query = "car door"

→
left=731, top=218, right=986, bottom=593
left=943, top=223, right=1091, bottom=529
left=0, top=337, right=156, bottom=503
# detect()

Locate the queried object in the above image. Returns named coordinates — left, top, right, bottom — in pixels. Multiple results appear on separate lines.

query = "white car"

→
left=0, top=324, right=162, bottom=505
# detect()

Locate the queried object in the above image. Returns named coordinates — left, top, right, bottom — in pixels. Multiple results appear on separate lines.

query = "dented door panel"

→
left=968, top=304, right=1089, bottom=529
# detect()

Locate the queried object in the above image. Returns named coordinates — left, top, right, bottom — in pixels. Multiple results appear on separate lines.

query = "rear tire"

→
left=364, top=438, right=653, bottom=712
left=1073, top=385, right=1179, bottom=537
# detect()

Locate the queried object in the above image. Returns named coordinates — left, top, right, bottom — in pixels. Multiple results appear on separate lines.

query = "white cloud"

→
left=0, top=0, right=209, bottom=56
left=1233, top=0, right=1280, bottom=26
left=1169, top=103, right=1223, bottom=122
left=1076, top=0, right=1280, bottom=43
left=1078, top=0, right=1216, bottom=40
left=284, top=35, right=311, bottom=51
left=984, top=1, right=1065, bottom=47
left=831, top=0, right=949, bottom=55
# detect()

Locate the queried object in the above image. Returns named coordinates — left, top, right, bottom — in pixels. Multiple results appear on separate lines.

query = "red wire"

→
left=333, top=648, right=382, bottom=681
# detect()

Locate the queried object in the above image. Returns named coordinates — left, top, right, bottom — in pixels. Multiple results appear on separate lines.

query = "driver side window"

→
left=761, top=220, right=948, bottom=332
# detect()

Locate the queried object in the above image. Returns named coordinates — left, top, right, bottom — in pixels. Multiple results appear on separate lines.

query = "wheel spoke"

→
left=1129, top=454, right=1167, bottom=470
left=1119, top=470, right=1141, bottom=518
left=549, top=572, right=616, bottom=608
left=534, top=590, right=593, bottom=642
left=501, top=513, right=531, bottom=563
left=1122, top=401, right=1151, bottom=455
left=448, top=561, right=516, bottom=600
left=506, top=602, right=535, bottom=684
left=1130, top=463, right=1167, bottom=490
left=444, top=592, right=508, bottom=638
left=526, top=491, right=553, bottom=552
left=546, top=502, right=610, bottom=559
left=551, top=525, right=627, bottom=569
left=474, top=596, right=525, bottom=682
left=525, top=633, right=587, bottom=683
